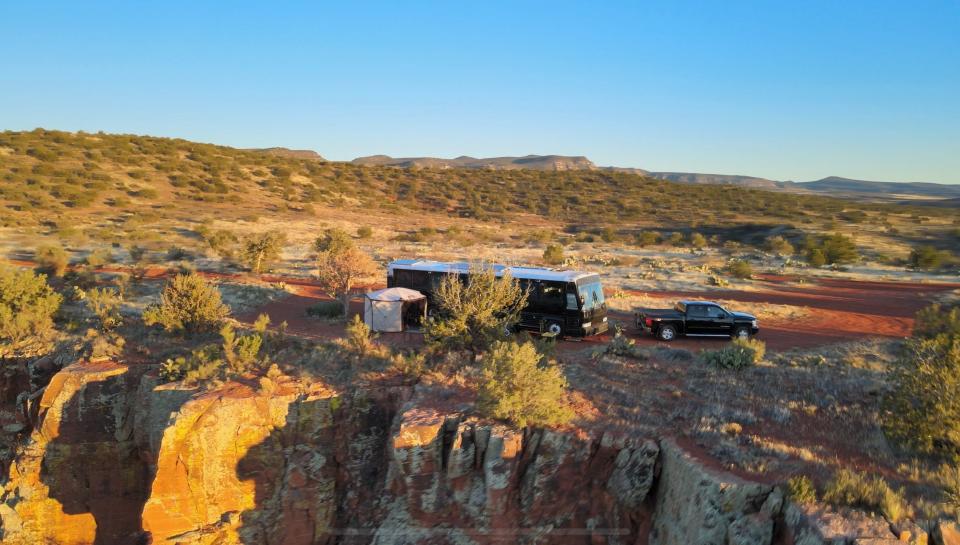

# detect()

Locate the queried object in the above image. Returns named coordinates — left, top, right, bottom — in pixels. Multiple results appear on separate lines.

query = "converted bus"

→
left=386, top=260, right=608, bottom=338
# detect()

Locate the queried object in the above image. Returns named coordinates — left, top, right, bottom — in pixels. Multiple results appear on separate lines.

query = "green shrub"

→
left=357, top=225, right=373, bottom=239
left=306, top=301, right=343, bottom=318
left=85, top=287, right=123, bottom=332
left=84, top=248, right=114, bottom=268
left=786, top=475, right=817, bottom=504
left=701, top=338, right=765, bottom=370
left=726, top=259, right=753, bottom=279
left=143, top=273, right=230, bottom=335
left=204, top=229, right=238, bottom=260
left=766, top=235, right=795, bottom=256
left=314, top=228, right=354, bottom=254
left=805, top=233, right=859, bottom=265
left=345, top=314, right=376, bottom=357
left=885, top=335, right=960, bottom=457
left=543, top=243, right=565, bottom=265
left=635, top=231, right=660, bottom=247
left=477, top=341, right=573, bottom=428
left=910, top=245, right=951, bottom=270
left=0, top=264, right=63, bottom=358
left=808, top=248, right=827, bottom=267
left=689, top=232, right=707, bottom=249
left=822, top=469, right=905, bottom=522
left=913, top=303, right=960, bottom=339
left=159, top=320, right=267, bottom=384
left=424, top=266, right=528, bottom=354
left=240, top=231, right=286, bottom=274
left=35, top=245, right=69, bottom=277
left=668, top=232, right=684, bottom=246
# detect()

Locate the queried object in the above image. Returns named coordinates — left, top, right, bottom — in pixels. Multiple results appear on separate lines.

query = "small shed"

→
left=363, top=287, right=427, bottom=332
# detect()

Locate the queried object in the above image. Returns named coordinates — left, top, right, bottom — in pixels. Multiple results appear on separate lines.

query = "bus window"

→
left=541, top=282, right=564, bottom=309
left=566, top=292, right=579, bottom=310
left=578, top=280, right=605, bottom=310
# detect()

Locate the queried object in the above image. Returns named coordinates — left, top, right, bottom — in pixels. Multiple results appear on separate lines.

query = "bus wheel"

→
left=546, top=321, right=563, bottom=337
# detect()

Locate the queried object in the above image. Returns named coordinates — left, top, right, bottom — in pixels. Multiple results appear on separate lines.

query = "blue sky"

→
left=2, top=1, right=958, bottom=183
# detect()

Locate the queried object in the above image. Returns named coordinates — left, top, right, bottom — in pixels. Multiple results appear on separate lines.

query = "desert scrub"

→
left=822, top=469, right=906, bottom=522
left=143, top=273, right=230, bottom=335
left=344, top=314, right=377, bottom=357
left=913, top=302, right=960, bottom=339
left=597, top=327, right=647, bottom=359
left=885, top=334, right=960, bottom=457
left=0, top=264, right=63, bottom=358
left=424, top=266, right=527, bottom=355
left=785, top=475, right=817, bottom=504
left=306, top=301, right=343, bottom=319
left=35, top=245, right=70, bottom=277
left=476, top=340, right=573, bottom=428
left=701, top=338, right=766, bottom=370
left=542, top=243, right=565, bottom=265
left=726, top=259, right=753, bottom=279
left=159, top=320, right=267, bottom=384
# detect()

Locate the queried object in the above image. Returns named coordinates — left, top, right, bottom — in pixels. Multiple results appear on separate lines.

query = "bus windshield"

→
left=578, top=281, right=605, bottom=310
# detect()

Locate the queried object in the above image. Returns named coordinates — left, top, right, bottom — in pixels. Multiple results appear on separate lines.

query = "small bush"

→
left=239, top=231, right=286, bottom=274
left=885, top=335, right=960, bottom=457
left=0, top=264, right=63, bottom=358
left=910, top=244, right=951, bottom=270
left=424, top=266, right=528, bottom=354
left=689, top=232, right=707, bottom=249
left=160, top=321, right=266, bottom=384
left=306, top=301, right=344, bottom=318
left=143, top=273, right=230, bottom=335
left=726, top=259, right=753, bottom=279
left=786, top=475, right=817, bottom=504
left=822, top=469, right=905, bottom=522
left=36, top=245, right=70, bottom=277
left=701, top=338, right=765, bottom=370
left=357, top=226, right=373, bottom=239
left=345, top=314, right=376, bottom=357
left=543, top=243, right=565, bottom=265
left=805, top=233, right=859, bottom=265
left=913, top=303, right=960, bottom=339
left=85, top=287, right=123, bottom=332
left=314, top=228, right=354, bottom=254
left=477, top=341, right=573, bottom=428
left=766, top=235, right=795, bottom=256
left=635, top=231, right=660, bottom=247
left=84, top=248, right=114, bottom=268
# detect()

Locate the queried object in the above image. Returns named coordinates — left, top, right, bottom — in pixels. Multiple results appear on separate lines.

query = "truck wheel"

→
left=546, top=320, right=563, bottom=337
left=657, top=325, right=676, bottom=341
left=733, top=326, right=751, bottom=340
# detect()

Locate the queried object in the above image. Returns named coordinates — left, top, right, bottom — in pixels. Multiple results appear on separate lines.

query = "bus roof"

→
left=387, top=259, right=599, bottom=283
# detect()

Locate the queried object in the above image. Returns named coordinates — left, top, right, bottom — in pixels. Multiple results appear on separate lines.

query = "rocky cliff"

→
left=0, top=361, right=933, bottom=545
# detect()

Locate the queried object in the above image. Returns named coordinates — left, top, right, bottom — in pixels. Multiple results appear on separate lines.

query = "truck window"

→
left=687, top=305, right=707, bottom=317
left=705, top=306, right=725, bottom=318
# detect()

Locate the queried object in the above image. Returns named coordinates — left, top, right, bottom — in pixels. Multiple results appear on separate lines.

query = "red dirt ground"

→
left=236, top=271, right=958, bottom=352
left=11, top=258, right=957, bottom=351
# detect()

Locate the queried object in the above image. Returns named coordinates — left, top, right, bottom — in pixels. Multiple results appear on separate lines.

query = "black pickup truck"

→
left=635, top=300, right=759, bottom=341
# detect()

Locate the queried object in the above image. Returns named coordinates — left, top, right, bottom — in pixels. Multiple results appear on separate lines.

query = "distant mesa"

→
left=351, top=154, right=597, bottom=171
left=251, top=147, right=326, bottom=160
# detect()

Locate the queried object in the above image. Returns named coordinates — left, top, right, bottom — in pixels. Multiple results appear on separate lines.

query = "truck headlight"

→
left=752, top=320, right=758, bottom=328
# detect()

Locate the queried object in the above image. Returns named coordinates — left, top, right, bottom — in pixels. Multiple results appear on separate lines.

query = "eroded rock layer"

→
left=0, top=361, right=935, bottom=545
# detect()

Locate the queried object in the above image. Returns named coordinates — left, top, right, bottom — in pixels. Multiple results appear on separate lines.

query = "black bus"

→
left=386, top=260, right=608, bottom=338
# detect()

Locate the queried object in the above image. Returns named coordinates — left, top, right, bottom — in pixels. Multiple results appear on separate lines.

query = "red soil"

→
left=612, top=273, right=959, bottom=351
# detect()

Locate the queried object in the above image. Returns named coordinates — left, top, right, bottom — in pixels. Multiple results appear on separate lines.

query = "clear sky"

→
left=2, top=1, right=958, bottom=183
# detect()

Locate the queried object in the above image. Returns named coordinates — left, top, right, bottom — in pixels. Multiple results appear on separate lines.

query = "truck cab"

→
left=636, top=301, right=759, bottom=341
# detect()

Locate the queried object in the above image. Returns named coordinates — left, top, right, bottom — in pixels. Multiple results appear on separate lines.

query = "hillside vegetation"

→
left=0, top=129, right=956, bottom=257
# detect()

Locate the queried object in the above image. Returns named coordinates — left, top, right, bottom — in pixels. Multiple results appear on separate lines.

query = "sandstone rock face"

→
left=378, top=397, right=661, bottom=544
left=3, top=361, right=939, bottom=545
left=649, top=439, right=779, bottom=545
left=784, top=503, right=901, bottom=545
left=0, top=361, right=150, bottom=545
